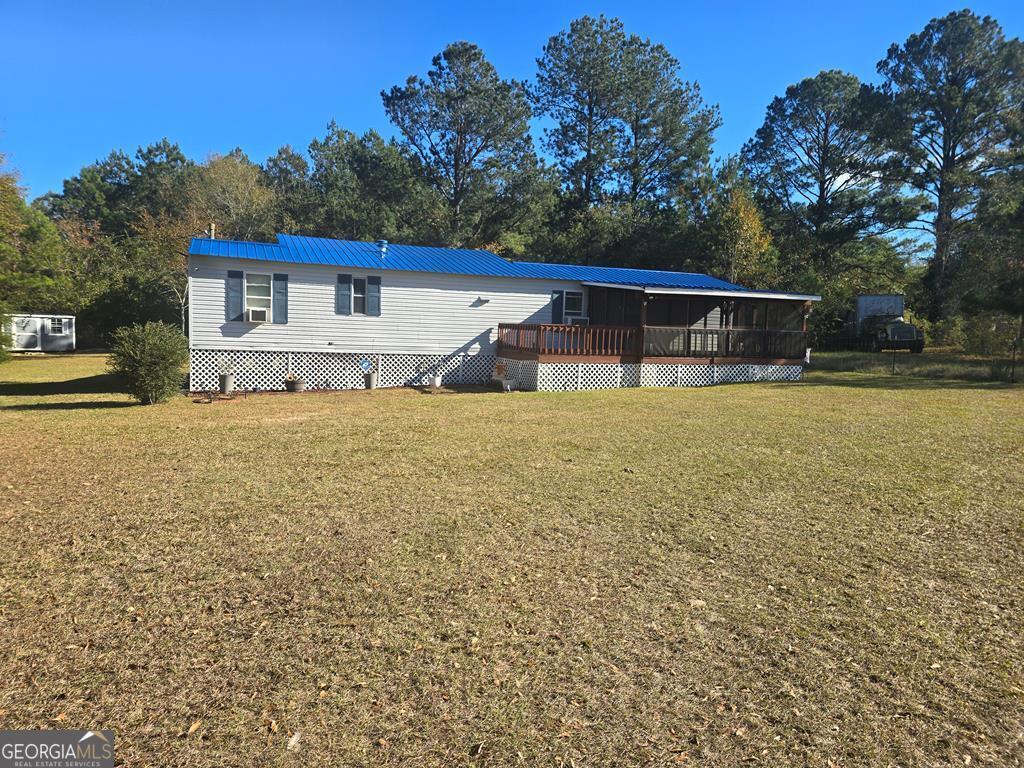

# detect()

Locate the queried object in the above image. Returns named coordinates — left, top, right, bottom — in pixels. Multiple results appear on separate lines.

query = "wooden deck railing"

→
left=498, top=323, right=807, bottom=360
left=497, top=323, right=641, bottom=356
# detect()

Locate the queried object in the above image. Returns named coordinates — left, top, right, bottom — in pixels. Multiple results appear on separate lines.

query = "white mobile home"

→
left=6, top=314, right=76, bottom=353
left=187, top=235, right=819, bottom=392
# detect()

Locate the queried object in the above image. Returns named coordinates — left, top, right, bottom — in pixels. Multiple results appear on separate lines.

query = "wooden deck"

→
left=497, top=323, right=808, bottom=363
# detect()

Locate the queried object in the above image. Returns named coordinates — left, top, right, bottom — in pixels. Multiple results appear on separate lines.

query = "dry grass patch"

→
left=1, top=353, right=1022, bottom=766
left=810, top=349, right=1016, bottom=382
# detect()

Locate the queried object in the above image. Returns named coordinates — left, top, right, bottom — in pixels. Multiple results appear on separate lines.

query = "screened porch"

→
left=497, top=286, right=810, bottom=362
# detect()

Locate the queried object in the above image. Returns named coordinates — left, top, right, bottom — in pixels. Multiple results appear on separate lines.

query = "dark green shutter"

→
left=226, top=270, right=244, bottom=321
left=366, top=276, right=381, bottom=316
left=336, top=274, right=352, bottom=315
left=272, top=273, right=288, bottom=324
left=552, top=290, right=565, bottom=324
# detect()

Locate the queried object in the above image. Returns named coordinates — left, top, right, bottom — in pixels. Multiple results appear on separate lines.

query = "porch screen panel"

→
left=768, top=301, right=804, bottom=330
left=646, top=296, right=671, bottom=326
left=588, top=287, right=606, bottom=325
left=623, top=292, right=643, bottom=326
left=606, top=290, right=624, bottom=325
left=688, top=299, right=720, bottom=355
left=644, top=326, right=689, bottom=356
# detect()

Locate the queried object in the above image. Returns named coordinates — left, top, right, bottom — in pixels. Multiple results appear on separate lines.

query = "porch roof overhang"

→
left=580, top=281, right=821, bottom=302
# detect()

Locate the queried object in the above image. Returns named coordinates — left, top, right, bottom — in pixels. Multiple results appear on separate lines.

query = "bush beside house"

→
left=108, top=322, right=188, bottom=404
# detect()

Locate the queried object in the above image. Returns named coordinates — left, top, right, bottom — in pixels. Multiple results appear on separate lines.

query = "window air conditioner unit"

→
left=568, top=316, right=590, bottom=326
left=247, top=308, right=269, bottom=323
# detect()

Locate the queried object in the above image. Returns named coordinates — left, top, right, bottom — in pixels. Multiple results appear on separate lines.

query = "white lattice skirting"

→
left=496, top=357, right=802, bottom=392
left=189, top=348, right=497, bottom=391
left=190, top=349, right=803, bottom=393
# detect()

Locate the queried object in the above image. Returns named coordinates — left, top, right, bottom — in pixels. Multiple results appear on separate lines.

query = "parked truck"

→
left=835, top=294, right=925, bottom=352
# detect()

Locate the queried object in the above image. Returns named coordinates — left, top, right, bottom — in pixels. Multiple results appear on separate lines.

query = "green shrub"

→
left=108, top=322, right=188, bottom=404
left=962, top=314, right=1017, bottom=356
left=0, top=305, right=10, bottom=364
left=927, top=317, right=966, bottom=349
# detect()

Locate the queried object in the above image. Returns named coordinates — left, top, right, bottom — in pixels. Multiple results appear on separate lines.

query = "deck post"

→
left=639, top=296, right=648, bottom=357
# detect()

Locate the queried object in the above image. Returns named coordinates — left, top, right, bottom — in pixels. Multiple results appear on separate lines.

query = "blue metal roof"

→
left=275, top=234, right=526, bottom=277
left=188, top=237, right=287, bottom=261
left=506, top=261, right=743, bottom=290
left=187, top=234, right=754, bottom=292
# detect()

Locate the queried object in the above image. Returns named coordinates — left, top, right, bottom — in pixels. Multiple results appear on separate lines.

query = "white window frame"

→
left=563, top=290, right=585, bottom=320
left=352, top=276, right=368, bottom=316
left=244, top=271, right=273, bottom=322
left=49, top=317, right=66, bottom=335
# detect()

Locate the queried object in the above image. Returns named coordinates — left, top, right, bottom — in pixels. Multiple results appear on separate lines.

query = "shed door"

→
left=13, top=317, right=42, bottom=351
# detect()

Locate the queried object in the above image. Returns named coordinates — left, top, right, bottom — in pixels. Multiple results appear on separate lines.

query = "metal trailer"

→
left=6, top=314, right=76, bottom=352
left=852, top=295, right=906, bottom=334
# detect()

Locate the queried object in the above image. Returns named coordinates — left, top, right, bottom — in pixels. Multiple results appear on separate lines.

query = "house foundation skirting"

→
left=189, top=348, right=803, bottom=393
left=497, top=356, right=802, bottom=391
left=189, top=348, right=497, bottom=392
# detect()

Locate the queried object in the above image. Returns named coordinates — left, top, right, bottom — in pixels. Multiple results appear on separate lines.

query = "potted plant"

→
left=216, top=358, right=236, bottom=395
left=427, top=371, right=443, bottom=388
left=284, top=372, right=306, bottom=392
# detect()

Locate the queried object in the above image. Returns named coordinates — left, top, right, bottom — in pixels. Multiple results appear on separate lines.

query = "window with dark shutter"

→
left=366, top=276, right=381, bottom=316
left=336, top=274, right=352, bottom=315
left=337, top=274, right=380, bottom=316
left=353, top=277, right=367, bottom=315
left=226, top=270, right=244, bottom=321
left=272, top=274, right=288, bottom=324
left=551, top=290, right=565, bottom=324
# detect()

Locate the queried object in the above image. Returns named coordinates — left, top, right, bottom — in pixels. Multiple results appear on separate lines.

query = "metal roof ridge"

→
left=191, top=236, right=281, bottom=247
left=510, top=259, right=716, bottom=277
left=275, top=233, right=503, bottom=255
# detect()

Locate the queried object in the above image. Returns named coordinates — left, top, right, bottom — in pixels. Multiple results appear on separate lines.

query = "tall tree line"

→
left=2, top=9, right=1021, bottom=344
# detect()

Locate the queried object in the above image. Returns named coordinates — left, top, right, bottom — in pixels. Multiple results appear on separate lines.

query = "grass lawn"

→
left=809, top=349, right=1017, bottom=382
left=1, top=353, right=1022, bottom=766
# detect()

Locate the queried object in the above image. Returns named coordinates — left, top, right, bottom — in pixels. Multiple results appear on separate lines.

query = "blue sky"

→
left=3, top=0, right=1022, bottom=200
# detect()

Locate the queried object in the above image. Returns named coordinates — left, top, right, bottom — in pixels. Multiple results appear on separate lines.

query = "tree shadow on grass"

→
left=0, top=400, right=136, bottom=412
left=0, top=374, right=124, bottom=397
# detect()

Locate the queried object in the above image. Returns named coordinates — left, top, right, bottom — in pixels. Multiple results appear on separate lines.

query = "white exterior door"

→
left=13, top=317, right=42, bottom=350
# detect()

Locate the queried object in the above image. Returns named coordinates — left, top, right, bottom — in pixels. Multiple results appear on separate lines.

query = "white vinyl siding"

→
left=189, top=255, right=583, bottom=355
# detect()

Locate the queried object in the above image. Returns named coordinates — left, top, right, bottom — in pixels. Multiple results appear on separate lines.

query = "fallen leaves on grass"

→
left=0, top=354, right=1021, bottom=766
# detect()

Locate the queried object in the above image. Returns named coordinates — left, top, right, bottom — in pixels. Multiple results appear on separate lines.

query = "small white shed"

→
left=6, top=314, right=76, bottom=352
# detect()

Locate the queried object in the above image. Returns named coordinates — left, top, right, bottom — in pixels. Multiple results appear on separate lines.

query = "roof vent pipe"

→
left=377, top=239, right=388, bottom=258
